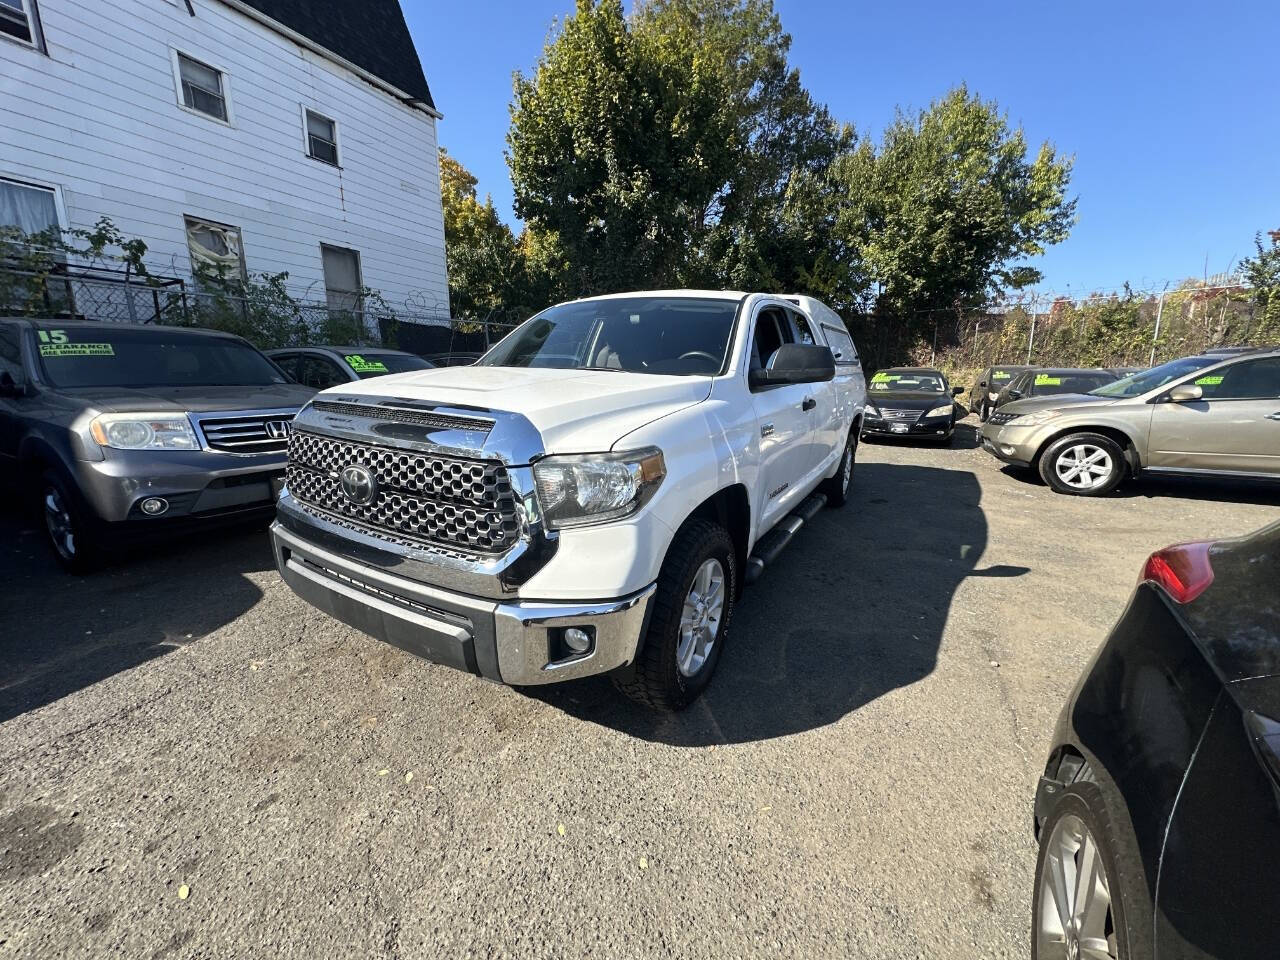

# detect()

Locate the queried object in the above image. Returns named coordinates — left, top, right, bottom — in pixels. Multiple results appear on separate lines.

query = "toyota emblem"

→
left=340, top=464, right=377, bottom=505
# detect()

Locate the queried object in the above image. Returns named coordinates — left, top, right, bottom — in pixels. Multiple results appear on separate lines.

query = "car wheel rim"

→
left=1055, top=444, right=1113, bottom=490
left=676, top=558, right=725, bottom=678
left=841, top=443, right=853, bottom=493
left=44, top=486, right=76, bottom=559
left=1037, top=813, right=1118, bottom=960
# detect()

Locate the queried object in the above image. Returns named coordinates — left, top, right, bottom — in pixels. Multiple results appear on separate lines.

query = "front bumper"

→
left=979, top=422, right=1044, bottom=467
left=271, top=521, right=656, bottom=686
left=862, top=416, right=952, bottom=438
left=72, top=447, right=286, bottom=523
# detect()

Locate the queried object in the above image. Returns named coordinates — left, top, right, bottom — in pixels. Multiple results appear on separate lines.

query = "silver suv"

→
left=980, top=347, right=1280, bottom=495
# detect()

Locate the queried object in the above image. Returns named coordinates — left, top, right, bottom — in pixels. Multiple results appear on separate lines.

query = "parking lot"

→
left=1, top=423, right=1276, bottom=960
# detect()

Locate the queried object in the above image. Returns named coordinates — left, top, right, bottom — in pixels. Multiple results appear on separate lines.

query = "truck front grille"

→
left=198, top=412, right=296, bottom=454
left=285, top=430, right=521, bottom=554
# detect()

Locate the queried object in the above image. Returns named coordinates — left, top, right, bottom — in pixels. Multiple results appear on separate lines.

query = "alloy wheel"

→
left=1055, top=444, right=1113, bottom=491
left=44, top=485, right=77, bottom=560
left=676, top=558, right=725, bottom=678
left=842, top=443, right=854, bottom=493
left=1037, top=813, right=1118, bottom=960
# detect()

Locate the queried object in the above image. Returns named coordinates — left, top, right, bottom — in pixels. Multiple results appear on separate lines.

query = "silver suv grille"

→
left=285, top=430, right=521, bottom=554
left=199, top=413, right=295, bottom=453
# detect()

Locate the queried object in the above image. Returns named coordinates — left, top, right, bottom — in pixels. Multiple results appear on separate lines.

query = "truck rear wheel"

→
left=819, top=430, right=856, bottom=507
left=614, top=519, right=736, bottom=710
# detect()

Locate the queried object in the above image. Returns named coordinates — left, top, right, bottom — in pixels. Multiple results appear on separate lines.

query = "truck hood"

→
left=324, top=365, right=713, bottom=455
left=58, top=383, right=317, bottom=414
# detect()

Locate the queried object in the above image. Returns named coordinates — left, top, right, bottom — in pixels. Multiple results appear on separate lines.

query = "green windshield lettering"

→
left=39, top=343, right=114, bottom=357
left=870, top=373, right=901, bottom=384
left=1035, top=375, right=1062, bottom=386
left=1194, top=375, right=1223, bottom=386
left=344, top=354, right=388, bottom=374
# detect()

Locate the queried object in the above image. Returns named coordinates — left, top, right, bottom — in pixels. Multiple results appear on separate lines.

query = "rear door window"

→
left=820, top=324, right=858, bottom=365
left=299, top=354, right=348, bottom=390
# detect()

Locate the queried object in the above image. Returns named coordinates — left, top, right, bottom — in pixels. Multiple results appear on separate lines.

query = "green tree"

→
left=1239, top=230, right=1280, bottom=335
left=439, top=147, right=529, bottom=323
left=818, top=86, right=1075, bottom=325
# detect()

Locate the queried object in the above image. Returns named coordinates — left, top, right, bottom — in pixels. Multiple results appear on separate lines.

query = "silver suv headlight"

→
left=533, top=447, right=666, bottom=529
left=90, top=413, right=199, bottom=450
left=1012, top=409, right=1064, bottom=427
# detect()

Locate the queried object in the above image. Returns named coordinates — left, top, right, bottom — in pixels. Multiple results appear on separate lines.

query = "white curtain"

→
left=185, top=217, right=245, bottom=281
left=0, top=179, right=59, bottom=236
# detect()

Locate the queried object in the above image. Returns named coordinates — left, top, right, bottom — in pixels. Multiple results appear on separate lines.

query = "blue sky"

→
left=407, top=1, right=1279, bottom=297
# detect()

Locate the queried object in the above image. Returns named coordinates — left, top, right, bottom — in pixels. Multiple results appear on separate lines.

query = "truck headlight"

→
left=533, top=448, right=666, bottom=529
left=90, top=414, right=199, bottom=450
left=924, top=403, right=953, bottom=418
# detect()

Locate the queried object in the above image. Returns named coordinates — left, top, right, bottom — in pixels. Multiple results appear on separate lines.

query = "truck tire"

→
left=39, top=468, right=102, bottom=574
left=614, top=519, right=736, bottom=710
left=1038, top=433, right=1126, bottom=497
left=820, top=430, right=856, bottom=507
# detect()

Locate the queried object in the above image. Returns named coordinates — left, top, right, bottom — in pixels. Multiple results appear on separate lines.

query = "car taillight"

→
left=1140, top=540, right=1216, bottom=604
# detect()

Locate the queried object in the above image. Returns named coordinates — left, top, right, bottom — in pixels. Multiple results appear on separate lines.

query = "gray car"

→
left=981, top=347, right=1280, bottom=495
left=265, top=345, right=433, bottom=390
left=0, top=318, right=315, bottom=571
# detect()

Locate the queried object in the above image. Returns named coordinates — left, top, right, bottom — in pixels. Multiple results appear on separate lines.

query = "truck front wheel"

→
left=614, top=519, right=737, bottom=710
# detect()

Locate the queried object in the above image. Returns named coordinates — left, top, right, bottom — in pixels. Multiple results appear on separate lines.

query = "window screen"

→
left=321, top=245, right=362, bottom=316
left=178, top=54, right=227, bottom=121
left=306, top=111, right=338, bottom=165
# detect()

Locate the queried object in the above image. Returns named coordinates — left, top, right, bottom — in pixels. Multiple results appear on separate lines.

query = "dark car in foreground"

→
left=265, top=345, right=434, bottom=389
left=972, top=364, right=1038, bottom=421
left=862, top=367, right=965, bottom=443
left=0, top=318, right=314, bottom=572
left=1033, top=520, right=1280, bottom=959
left=990, top=367, right=1120, bottom=413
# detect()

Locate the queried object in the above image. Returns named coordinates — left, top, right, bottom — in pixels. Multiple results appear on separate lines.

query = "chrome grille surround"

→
left=195, top=409, right=299, bottom=454
left=286, top=430, right=521, bottom=554
left=877, top=408, right=923, bottom=423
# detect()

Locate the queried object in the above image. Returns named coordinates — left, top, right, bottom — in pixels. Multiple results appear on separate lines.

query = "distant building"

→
left=1, top=0, right=449, bottom=319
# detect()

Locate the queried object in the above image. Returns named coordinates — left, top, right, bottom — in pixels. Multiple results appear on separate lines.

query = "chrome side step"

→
left=744, top=492, right=827, bottom=584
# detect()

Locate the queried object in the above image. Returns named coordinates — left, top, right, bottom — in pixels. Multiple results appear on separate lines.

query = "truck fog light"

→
left=140, top=497, right=169, bottom=516
left=563, top=627, right=593, bottom=654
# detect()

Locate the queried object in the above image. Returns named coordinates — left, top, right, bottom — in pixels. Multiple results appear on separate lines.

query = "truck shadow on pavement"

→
left=530, top=462, right=1015, bottom=745
left=0, top=509, right=271, bottom=725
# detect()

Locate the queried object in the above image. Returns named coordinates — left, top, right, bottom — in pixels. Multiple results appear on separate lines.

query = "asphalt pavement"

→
left=2, top=424, right=1277, bottom=959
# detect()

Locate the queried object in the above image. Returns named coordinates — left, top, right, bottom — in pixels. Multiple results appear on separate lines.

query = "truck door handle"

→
left=802, top=397, right=816, bottom=411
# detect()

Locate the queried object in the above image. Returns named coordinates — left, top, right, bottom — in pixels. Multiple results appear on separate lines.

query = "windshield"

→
left=478, top=296, right=742, bottom=376
left=35, top=326, right=287, bottom=388
left=342, top=352, right=433, bottom=378
left=1089, top=355, right=1219, bottom=398
left=870, top=372, right=945, bottom=393
left=1033, top=372, right=1118, bottom=395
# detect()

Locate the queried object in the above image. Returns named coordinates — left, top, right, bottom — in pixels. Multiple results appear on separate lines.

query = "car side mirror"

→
left=952, top=385, right=965, bottom=396
left=1168, top=384, right=1203, bottom=403
left=749, top=343, right=836, bottom=389
left=1007, top=389, right=1023, bottom=401
left=0, top=371, right=24, bottom=398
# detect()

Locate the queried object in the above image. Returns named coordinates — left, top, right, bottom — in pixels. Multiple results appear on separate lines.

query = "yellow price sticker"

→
left=344, top=354, right=388, bottom=374
left=39, top=342, right=114, bottom=357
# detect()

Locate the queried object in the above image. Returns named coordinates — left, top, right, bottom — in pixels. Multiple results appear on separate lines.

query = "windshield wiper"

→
left=576, top=365, right=628, bottom=372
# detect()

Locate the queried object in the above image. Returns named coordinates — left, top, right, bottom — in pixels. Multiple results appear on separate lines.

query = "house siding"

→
left=0, top=0, right=449, bottom=317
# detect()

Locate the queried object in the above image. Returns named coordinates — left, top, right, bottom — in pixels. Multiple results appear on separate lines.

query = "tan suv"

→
left=980, top=347, right=1280, bottom=495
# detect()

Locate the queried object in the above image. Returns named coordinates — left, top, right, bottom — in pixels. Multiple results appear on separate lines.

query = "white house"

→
left=0, top=0, right=449, bottom=321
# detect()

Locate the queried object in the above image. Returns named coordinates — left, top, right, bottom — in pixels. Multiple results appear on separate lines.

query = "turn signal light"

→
left=1141, top=541, right=1215, bottom=604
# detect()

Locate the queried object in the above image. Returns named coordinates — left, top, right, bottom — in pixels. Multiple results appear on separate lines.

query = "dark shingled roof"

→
left=237, top=0, right=435, bottom=109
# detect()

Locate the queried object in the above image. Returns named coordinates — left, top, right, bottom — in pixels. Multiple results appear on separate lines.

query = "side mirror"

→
left=0, top=371, right=24, bottom=398
left=1007, top=389, right=1023, bottom=401
left=952, top=385, right=965, bottom=396
left=1168, top=384, right=1204, bottom=403
left=749, top=343, right=835, bottom=388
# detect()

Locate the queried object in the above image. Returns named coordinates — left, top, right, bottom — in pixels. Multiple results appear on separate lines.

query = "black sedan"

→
left=990, top=367, right=1120, bottom=413
left=1033, top=520, right=1280, bottom=959
left=862, top=367, right=965, bottom=443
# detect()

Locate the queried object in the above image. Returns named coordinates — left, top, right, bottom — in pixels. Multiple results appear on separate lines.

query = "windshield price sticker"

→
left=39, top=342, right=115, bottom=357
left=1194, top=375, right=1223, bottom=386
left=344, top=354, right=388, bottom=374
left=870, top=373, right=901, bottom=384
left=993, top=371, right=1012, bottom=379
left=1035, top=375, right=1062, bottom=386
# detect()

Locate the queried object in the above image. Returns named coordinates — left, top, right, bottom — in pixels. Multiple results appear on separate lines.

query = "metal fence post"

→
left=1148, top=286, right=1168, bottom=366
left=1025, top=295, right=1038, bottom=364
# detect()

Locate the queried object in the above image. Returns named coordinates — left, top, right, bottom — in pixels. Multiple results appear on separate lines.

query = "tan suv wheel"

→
left=1038, top=433, right=1126, bottom=497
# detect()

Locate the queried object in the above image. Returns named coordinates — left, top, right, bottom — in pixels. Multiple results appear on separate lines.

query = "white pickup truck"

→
left=271, top=291, right=866, bottom=708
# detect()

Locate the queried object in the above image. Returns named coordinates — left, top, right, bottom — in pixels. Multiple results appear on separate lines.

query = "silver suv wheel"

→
left=1054, top=444, right=1114, bottom=491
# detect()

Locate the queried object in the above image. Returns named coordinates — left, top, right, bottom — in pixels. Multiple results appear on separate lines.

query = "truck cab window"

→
left=751, top=307, right=792, bottom=371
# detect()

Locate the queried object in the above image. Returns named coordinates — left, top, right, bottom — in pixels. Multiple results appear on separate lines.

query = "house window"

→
left=0, top=177, right=60, bottom=237
left=185, top=216, right=246, bottom=283
left=176, top=53, right=228, bottom=122
left=0, top=0, right=42, bottom=46
left=321, top=245, right=362, bottom=316
left=305, top=110, right=339, bottom=166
